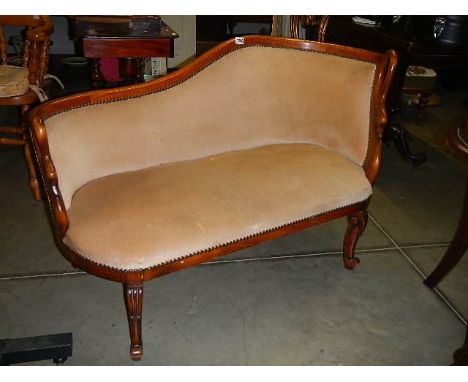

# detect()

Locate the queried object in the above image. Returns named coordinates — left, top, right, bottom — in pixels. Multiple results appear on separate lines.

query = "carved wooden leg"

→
left=123, top=283, right=144, bottom=361
left=343, top=210, right=368, bottom=269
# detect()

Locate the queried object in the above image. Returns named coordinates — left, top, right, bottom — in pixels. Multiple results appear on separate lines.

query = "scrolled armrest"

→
left=377, top=49, right=398, bottom=137
left=29, top=114, right=69, bottom=239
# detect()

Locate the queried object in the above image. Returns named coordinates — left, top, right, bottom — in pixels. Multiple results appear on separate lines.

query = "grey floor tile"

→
left=222, top=217, right=393, bottom=261
left=405, top=245, right=468, bottom=322
left=370, top=143, right=466, bottom=246
left=0, top=147, right=73, bottom=277
left=0, top=250, right=464, bottom=365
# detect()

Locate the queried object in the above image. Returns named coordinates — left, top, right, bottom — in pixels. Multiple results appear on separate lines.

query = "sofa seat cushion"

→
left=64, top=144, right=372, bottom=271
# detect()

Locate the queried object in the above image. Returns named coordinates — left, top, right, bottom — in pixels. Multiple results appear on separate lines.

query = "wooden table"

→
left=71, top=16, right=178, bottom=87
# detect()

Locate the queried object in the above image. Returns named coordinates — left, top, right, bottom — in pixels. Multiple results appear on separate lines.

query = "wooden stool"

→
left=402, top=65, right=438, bottom=122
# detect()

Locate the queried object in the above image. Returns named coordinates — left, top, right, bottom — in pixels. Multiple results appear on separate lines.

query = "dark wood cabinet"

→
left=319, top=16, right=468, bottom=166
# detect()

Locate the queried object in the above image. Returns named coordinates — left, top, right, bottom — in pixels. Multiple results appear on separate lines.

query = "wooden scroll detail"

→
left=364, top=49, right=398, bottom=186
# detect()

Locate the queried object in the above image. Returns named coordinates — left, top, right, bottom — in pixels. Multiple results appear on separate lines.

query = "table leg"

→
left=424, top=183, right=468, bottom=288
left=119, top=57, right=143, bottom=85
left=415, top=93, right=431, bottom=123
left=90, top=58, right=105, bottom=88
left=453, top=326, right=468, bottom=366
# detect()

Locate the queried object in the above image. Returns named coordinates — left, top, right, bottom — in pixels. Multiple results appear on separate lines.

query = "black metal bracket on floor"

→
left=0, top=333, right=72, bottom=365
left=384, top=122, right=427, bottom=167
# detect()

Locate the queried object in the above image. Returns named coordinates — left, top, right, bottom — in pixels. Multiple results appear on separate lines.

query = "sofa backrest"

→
left=43, top=43, right=379, bottom=209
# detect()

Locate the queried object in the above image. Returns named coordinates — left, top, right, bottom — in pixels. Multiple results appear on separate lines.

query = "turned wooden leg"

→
left=343, top=210, right=368, bottom=269
left=23, top=137, right=41, bottom=200
left=20, top=105, right=41, bottom=201
left=119, top=57, right=143, bottom=85
left=123, top=282, right=144, bottom=361
left=90, top=58, right=105, bottom=88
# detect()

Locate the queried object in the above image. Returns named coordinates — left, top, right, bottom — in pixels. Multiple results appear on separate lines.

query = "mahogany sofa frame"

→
left=29, top=35, right=397, bottom=361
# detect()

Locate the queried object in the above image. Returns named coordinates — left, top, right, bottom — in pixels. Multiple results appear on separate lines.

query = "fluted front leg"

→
left=123, top=282, right=144, bottom=361
left=343, top=210, right=368, bottom=269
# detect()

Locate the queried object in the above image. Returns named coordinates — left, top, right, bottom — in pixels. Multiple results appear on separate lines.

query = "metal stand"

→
left=0, top=333, right=72, bottom=365
left=384, top=122, right=427, bottom=167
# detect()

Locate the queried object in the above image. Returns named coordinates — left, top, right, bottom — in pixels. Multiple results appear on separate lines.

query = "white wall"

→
left=50, top=16, right=75, bottom=55
left=161, top=15, right=196, bottom=68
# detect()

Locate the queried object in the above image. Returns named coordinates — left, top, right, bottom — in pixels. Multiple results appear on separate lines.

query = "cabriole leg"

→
left=123, top=282, right=144, bottom=361
left=343, top=210, right=368, bottom=269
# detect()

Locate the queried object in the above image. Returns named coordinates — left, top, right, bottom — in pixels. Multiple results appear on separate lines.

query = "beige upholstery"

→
left=64, top=144, right=372, bottom=270
left=0, top=65, right=29, bottom=98
left=46, top=46, right=376, bottom=209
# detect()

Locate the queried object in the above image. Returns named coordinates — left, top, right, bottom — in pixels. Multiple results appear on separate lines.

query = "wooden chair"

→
left=290, top=16, right=330, bottom=41
left=0, top=16, right=53, bottom=200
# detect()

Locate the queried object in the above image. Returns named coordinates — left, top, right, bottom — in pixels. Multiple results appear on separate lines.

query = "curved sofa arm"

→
left=364, top=49, right=397, bottom=184
left=29, top=115, right=69, bottom=239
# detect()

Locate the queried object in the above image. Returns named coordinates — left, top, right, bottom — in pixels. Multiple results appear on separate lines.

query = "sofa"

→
left=29, top=35, right=396, bottom=360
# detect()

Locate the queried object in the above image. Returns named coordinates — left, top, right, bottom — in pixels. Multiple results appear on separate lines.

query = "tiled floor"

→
left=0, top=60, right=467, bottom=365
